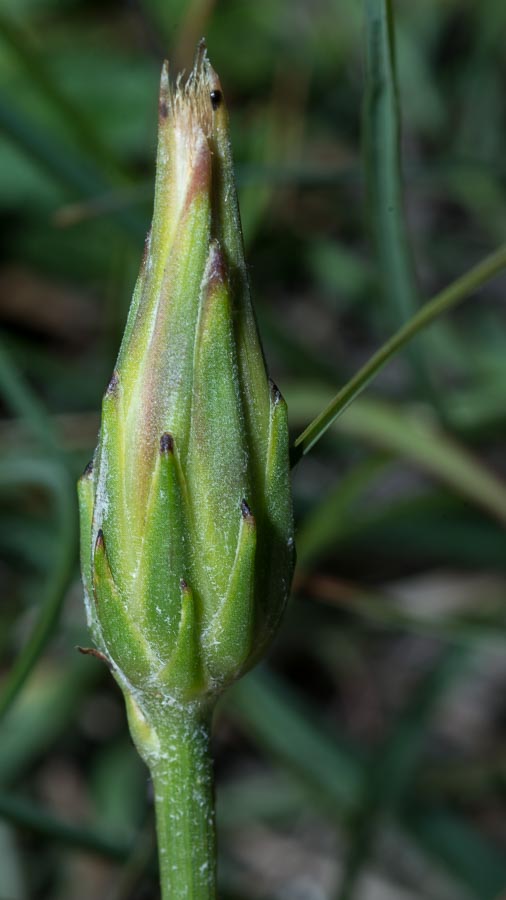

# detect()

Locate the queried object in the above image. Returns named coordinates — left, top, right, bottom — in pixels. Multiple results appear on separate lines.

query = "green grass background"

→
left=0, top=0, right=505, bottom=898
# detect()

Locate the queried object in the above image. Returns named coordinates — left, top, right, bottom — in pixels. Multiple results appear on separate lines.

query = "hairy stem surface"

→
left=149, top=705, right=216, bottom=900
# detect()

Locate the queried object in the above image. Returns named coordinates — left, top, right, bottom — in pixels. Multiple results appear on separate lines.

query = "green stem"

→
left=291, top=241, right=506, bottom=464
left=149, top=705, right=217, bottom=900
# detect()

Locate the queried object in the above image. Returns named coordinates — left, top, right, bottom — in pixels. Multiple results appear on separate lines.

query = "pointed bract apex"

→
left=77, top=646, right=112, bottom=668
left=95, top=528, right=105, bottom=551
left=159, top=60, right=170, bottom=120
left=269, top=378, right=282, bottom=405
left=240, top=499, right=254, bottom=521
left=160, top=432, right=175, bottom=454
left=180, top=578, right=189, bottom=593
left=81, top=458, right=94, bottom=479
left=141, top=228, right=152, bottom=267
left=105, top=370, right=119, bottom=398
left=204, top=240, right=227, bottom=290
left=194, top=37, right=207, bottom=66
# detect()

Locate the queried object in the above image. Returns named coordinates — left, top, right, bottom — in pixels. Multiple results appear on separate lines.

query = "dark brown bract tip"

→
left=141, top=227, right=152, bottom=267
left=205, top=241, right=227, bottom=292
left=241, top=499, right=253, bottom=519
left=160, top=432, right=174, bottom=454
left=180, top=577, right=189, bottom=592
left=77, top=646, right=112, bottom=668
left=95, top=529, right=105, bottom=550
left=105, top=370, right=119, bottom=397
left=269, top=378, right=282, bottom=404
left=82, top=459, right=93, bottom=478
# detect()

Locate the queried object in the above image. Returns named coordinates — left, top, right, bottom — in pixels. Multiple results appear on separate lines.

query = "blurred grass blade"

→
left=107, top=828, right=157, bottom=900
left=0, top=775, right=307, bottom=863
left=296, top=455, right=390, bottom=570
left=337, top=647, right=467, bottom=899
left=0, top=656, right=101, bottom=787
left=0, top=92, right=108, bottom=196
left=53, top=183, right=151, bottom=229
left=0, top=340, right=59, bottom=454
left=228, top=668, right=506, bottom=899
left=288, top=386, right=506, bottom=524
left=0, top=822, right=25, bottom=900
left=303, top=575, right=506, bottom=646
left=363, top=0, right=432, bottom=396
left=291, top=241, right=506, bottom=463
left=217, top=772, right=313, bottom=829
left=364, top=0, right=410, bottom=320
left=171, top=0, right=217, bottom=71
left=0, top=12, right=126, bottom=179
left=226, top=668, right=363, bottom=817
left=258, top=303, right=342, bottom=384
left=0, top=94, right=145, bottom=239
left=0, top=459, right=76, bottom=723
left=0, top=792, right=129, bottom=861
left=338, top=398, right=506, bottom=525
left=240, top=64, right=309, bottom=247
left=406, top=810, right=506, bottom=900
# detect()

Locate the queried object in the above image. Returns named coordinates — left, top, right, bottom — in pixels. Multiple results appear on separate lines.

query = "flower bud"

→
left=78, top=43, right=294, bottom=709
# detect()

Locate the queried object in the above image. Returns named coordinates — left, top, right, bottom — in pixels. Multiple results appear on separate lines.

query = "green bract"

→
left=78, top=44, right=294, bottom=718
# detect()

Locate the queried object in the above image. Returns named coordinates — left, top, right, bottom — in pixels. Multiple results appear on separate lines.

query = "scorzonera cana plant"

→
left=78, top=42, right=294, bottom=899
left=76, top=34, right=506, bottom=900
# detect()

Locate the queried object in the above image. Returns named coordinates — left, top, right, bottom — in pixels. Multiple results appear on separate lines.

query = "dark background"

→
left=0, top=1, right=505, bottom=898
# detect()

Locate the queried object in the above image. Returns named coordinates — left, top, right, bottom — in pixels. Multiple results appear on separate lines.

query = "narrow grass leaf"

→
left=226, top=667, right=363, bottom=818
left=0, top=792, right=129, bottom=861
left=288, top=386, right=506, bottom=524
left=0, top=459, right=76, bottom=723
left=228, top=668, right=506, bottom=899
left=337, top=647, right=468, bottom=899
left=0, top=655, right=100, bottom=785
left=405, top=809, right=506, bottom=900
left=0, top=12, right=127, bottom=179
left=363, top=0, right=432, bottom=395
left=291, top=242, right=506, bottom=462
left=296, top=455, right=391, bottom=569
left=302, top=577, right=506, bottom=647
left=0, top=340, right=59, bottom=454
left=0, top=94, right=144, bottom=239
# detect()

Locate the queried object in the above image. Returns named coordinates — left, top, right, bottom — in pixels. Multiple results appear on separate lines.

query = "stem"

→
left=149, top=705, right=216, bottom=900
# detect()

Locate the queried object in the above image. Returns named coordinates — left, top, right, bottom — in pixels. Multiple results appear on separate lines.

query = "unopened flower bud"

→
left=78, top=43, right=294, bottom=715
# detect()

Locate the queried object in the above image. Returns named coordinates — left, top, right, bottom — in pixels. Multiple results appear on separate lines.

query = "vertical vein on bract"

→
left=137, top=433, right=188, bottom=662
left=204, top=502, right=257, bottom=684
left=187, top=242, right=250, bottom=607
